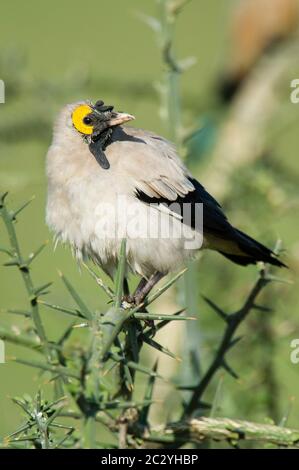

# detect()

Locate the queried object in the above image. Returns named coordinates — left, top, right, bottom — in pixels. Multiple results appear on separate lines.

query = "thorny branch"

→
left=184, top=268, right=271, bottom=418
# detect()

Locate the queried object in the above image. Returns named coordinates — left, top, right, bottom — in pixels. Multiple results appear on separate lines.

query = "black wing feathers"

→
left=135, top=177, right=286, bottom=268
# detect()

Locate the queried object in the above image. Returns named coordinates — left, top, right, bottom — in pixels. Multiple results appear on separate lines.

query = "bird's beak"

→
left=108, top=112, right=135, bottom=127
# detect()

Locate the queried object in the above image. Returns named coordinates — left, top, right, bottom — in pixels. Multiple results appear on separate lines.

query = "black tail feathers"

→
left=218, top=228, right=287, bottom=268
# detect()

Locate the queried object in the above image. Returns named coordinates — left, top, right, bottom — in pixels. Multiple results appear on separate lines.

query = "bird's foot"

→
left=121, top=294, right=136, bottom=310
left=121, top=272, right=165, bottom=316
left=121, top=293, right=152, bottom=313
left=121, top=293, right=146, bottom=309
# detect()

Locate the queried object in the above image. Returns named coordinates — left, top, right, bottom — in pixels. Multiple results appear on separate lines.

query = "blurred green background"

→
left=1, top=0, right=299, bottom=442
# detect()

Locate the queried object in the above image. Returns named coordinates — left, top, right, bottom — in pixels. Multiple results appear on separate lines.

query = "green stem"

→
left=83, top=416, right=96, bottom=449
left=0, top=196, right=52, bottom=361
left=159, top=0, right=182, bottom=146
left=0, top=325, right=42, bottom=351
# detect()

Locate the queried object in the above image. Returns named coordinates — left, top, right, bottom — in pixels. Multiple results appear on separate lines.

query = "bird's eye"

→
left=72, top=104, right=94, bottom=135
left=83, top=116, right=92, bottom=125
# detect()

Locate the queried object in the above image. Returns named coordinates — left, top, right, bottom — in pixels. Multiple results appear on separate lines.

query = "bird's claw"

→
left=121, top=295, right=136, bottom=310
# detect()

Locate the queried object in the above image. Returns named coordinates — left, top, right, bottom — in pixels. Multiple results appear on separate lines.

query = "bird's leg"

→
left=121, top=273, right=164, bottom=331
left=131, top=278, right=147, bottom=302
left=133, top=272, right=164, bottom=332
left=121, top=272, right=164, bottom=322
left=122, top=277, right=146, bottom=305
left=123, top=278, right=130, bottom=297
left=133, top=271, right=164, bottom=306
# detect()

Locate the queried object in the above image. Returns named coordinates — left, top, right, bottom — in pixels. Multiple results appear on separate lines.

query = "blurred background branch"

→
left=203, top=39, right=299, bottom=201
left=148, top=417, right=299, bottom=448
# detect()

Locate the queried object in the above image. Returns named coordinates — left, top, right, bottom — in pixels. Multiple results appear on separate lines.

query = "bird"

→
left=46, top=99, right=286, bottom=305
left=219, top=0, right=299, bottom=102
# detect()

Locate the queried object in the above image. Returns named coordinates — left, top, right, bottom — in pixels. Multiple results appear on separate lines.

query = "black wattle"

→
left=89, top=140, right=110, bottom=170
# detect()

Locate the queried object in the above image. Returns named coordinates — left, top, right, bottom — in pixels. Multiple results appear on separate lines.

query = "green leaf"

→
left=141, top=334, right=179, bottom=361
left=60, top=273, right=93, bottom=320
left=116, top=337, right=134, bottom=393
left=43, top=396, right=69, bottom=414
left=13, top=358, right=80, bottom=380
left=125, top=360, right=165, bottom=381
left=53, top=428, right=75, bottom=449
left=153, top=308, right=186, bottom=325
left=3, top=258, right=19, bottom=267
left=6, top=309, right=31, bottom=318
left=134, top=312, right=194, bottom=322
left=145, top=268, right=187, bottom=306
left=46, top=405, right=65, bottom=427
left=38, top=300, right=85, bottom=319
left=82, top=262, right=114, bottom=300
left=0, top=325, right=41, bottom=350
left=33, top=282, right=52, bottom=297
left=57, top=322, right=76, bottom=346
left=137, top=12, right=161, bottom=32
left=279, top=398, right=294, bottom=428
left=210, top=375, right=224, bottom=418
left=0, top=191, right=9, bottom=206
left=6, top=434, right=39, bottom=443
left=6, top=423, right=33, bottom=439
left=27, top=241, right=48, bottom=265
left=10, top=196, right=35, bottom=220
left=139, top=360, right=158, bottom=426
left=109, top=352, right=165, bottom=380
left=11, top=397, right=34, bottom=418
left=0, top=247, right=13, bottom=256
left=127, top=321, right=140, bottom=363
left=114, top=239, right=127, bottom=308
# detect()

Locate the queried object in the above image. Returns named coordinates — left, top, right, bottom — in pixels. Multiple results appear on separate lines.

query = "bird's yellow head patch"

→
left=72, top=104, right=94, bottom=135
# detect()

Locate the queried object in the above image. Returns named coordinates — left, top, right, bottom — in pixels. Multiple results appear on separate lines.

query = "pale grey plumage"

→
left=46, top=101, right=285, bottom=290
left=46, top=102, right=202, bottom=279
